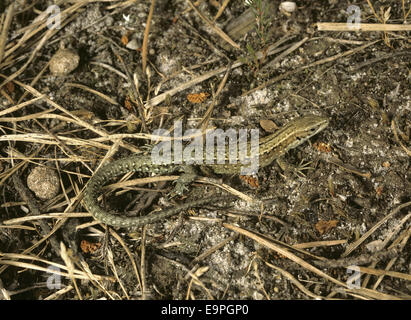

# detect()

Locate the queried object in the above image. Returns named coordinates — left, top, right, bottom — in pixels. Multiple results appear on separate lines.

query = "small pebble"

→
left=49, top=48, right=80, bottom=75
left=126, top=39, right=139, bottom=50
left=366, top=240, right=384, bottom=253
left=279, top=1, right=297, bottom=15
left=27, top=166, right=60, bottom=200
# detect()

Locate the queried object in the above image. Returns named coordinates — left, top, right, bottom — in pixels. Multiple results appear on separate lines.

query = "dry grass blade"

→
left=366, top=0, right=384, bottom=23
left=0, top=95, right=45, bottom=117
left=109, top=228, right=143, bottom=292
left=145, top=61, right=242, bottom=107
left=316, top=23, right=411, bottom=31
left=195, top=176, right=255, bottom=203
left=2, top=1, right=85, bottom=64
left=292, top=239, right=347, bottom=249
left=191, top=234, right=238, bottom=264
left=107, top=249, right=130, bottom=299
left=0, top=146, right=43, bottom=188
left=145, top=39, right=292, bottom=107
left=0, top=76, right=141, bottom=153
left=1, top=212, right=91, bottom=226
left=341, top=201, right=411, bottom=258
left=104, top=175, right=178, bottom=191
left=0, top=3, right=15, bottom=64
left=358, top=266, right=411, bottom=281
left=0, top=259, right=92, bottom=279
left=213, top=0, right=230, bottom=21
left=0, top=133, right=111, bottom=150
left=140, top=225, right=147, bottom=300
left=17, top=62, right=50, bottom=104
left=0, top=278, right=11, bottom=300
left=77, top=258, right=117, bottom=300
left=0, top=1, right=86, bottom=89
left=90, top=61, right=128, bottom=80
left=60, top=242, right=82, bottom=299
left=186, top=266, right=215, bottom=300
left=261, top=37, right=308, bottom=71
left=263, top=260, right=327, bottom=300
left=364, top=219, right=411, bottom=290
left=0, top=252, right=112, bottom=281
left=0, top=76, right=107, bottom=137
left=391, top=119, right=411, bottom=156
left=142, top=0, right=155, bottom=75
left=244, top=40, right=380, bottom=96
left=0, top=224, right=36, bottom=231
left=65, top=82, right=119, bottom=105
left=223, top=223, right=347, bottom=288
left=44, top=285, right=74, bottom=300
left=0, top=28, right=54, bottom=91
left=2, top=150, right=91, bottom=164
left=404, top=0, right=411, bottom=20
left=222, top=223, right=403, bottom=300
left=106, top=0, right=139, bottom=10
left=186, top=0, right=240, bottom=50
left=199, top=63, right=231, bottom=131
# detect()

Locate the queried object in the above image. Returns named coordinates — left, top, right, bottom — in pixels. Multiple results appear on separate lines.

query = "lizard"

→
left=83, top=115, right=329, bottom=229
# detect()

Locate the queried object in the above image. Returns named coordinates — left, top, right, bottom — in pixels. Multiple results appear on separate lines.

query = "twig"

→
left=142, top=0, right=155, bottom=74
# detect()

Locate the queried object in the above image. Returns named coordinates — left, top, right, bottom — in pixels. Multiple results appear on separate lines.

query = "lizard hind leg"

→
left=171, top=165, right=198, bottom=196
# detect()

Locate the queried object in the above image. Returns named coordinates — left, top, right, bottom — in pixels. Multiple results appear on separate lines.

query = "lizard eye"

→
left=309, top=127, right=319, bottom=134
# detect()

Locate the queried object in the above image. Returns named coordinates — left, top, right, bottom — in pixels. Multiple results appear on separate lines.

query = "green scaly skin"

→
left=83, top=115, right=329, bottom=228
